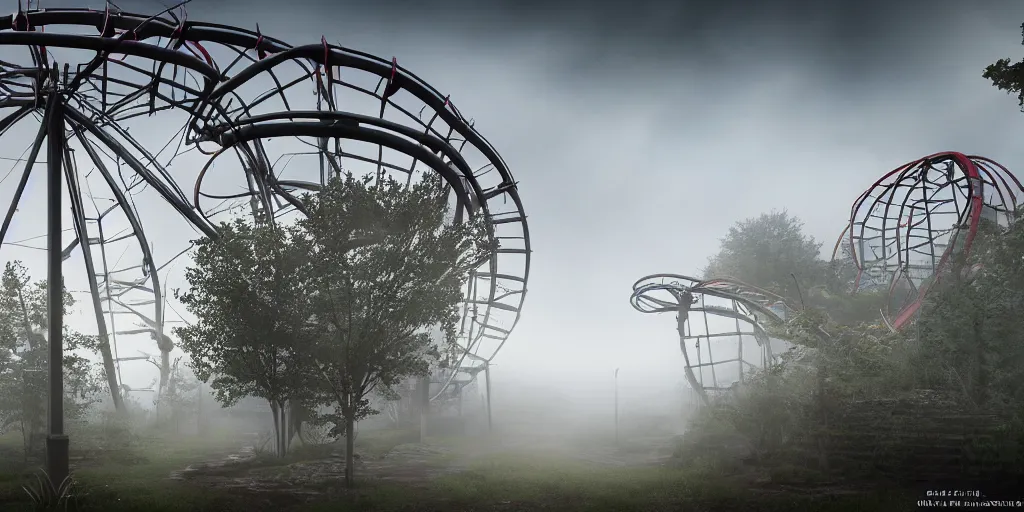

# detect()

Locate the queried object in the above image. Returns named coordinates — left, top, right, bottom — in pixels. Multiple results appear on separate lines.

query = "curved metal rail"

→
left=832, top=152, right=1023, bottom=330
left=630, top=273, right=795, bottom=405
left=0, top=5, right=529, bottom=407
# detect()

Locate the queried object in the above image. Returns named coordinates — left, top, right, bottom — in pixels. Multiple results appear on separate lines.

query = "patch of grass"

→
left=356, top=428, right=421, bottom=458
left=305, top=453, right=914, bottom=512
left=0, top=428, right=255, bottom=511
left=0, top=429, right=919, bottom=512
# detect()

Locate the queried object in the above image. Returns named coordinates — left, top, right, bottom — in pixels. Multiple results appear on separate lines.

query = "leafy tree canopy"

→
left=296, top=172, right=492, bottom=428
left=174, top=219, right=314, bottom=409
left=984, top=23, right=1024, bottom=110
left=918, top=216, right=1024, bottom=407
left=0, top=261, right=104, bottom=450
left=295, top=172, right=491, bottom=486
left=173, top=171, right=491, bottom=480
left=703, top=210, right=828, bottom=303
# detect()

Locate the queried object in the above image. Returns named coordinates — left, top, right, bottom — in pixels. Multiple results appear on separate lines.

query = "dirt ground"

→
left=168, top=433, right=677, bottom=496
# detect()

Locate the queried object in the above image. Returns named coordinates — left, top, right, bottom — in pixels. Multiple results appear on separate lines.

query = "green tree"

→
left=809, top=244, right=889, bottom=326
left=0, top=261, right=104, bottom=459
left=706, top=212, right=889, bottom=326
left=296, top=173, right=492, bottom=487
left=977, top=24, right=1024, bottom=406
left=703, top=210, right=828, bottom=303
left=153, top=357, right=201, bottom=434
left=984, top=23, right=1024, bottom=110
left=918, top=217, right=1024, bottom=408
left=173, top=219, right=314, bottom=457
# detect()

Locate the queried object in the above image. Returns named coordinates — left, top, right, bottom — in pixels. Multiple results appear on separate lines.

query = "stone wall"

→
left=791, top=390, right=1018, bottom=483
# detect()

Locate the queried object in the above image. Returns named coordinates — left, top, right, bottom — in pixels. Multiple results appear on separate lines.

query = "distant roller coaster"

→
left=832, top=152, right=1023, bottom=330
left=631, top=152, right=1024, bottom=406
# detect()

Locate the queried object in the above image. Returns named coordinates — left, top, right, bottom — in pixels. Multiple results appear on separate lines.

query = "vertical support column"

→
left=45, top=78, right=70, bottom=488
left=733, top=301, right=744, bottom=386
left=484, top=363, right=492, bottom=433
left=457, top=385, right=463, bottom=417
left=677, top=295, right=709, bottom=406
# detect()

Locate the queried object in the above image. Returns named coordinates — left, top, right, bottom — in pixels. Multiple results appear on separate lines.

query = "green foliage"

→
left=683, top=196, right=1024, bottom=486
left=703, top=210, right=828, bottom=303
left=295, top=173, right=492, bottom=434
left=174, top=219, right=313, bottom=409
left=806, top=287, right=889, bottom=326
left=173, top=171, right=490, bottom=484
left=984, top=24, right=1024, bottom=110
left=153, top=359, right=201, bottom=433
left=917, top=216, right=1024, bottom=408
left=703, top=211, right=889, bottom=328
left=298, top=421, right=334, bottom=447
left=980, top=25, right=1024, bottom=408
left=0, top=261, right=105, bottom=458
left=21, top=469, right=79, bottom=511
left=690, top=352, right=817, bottom=462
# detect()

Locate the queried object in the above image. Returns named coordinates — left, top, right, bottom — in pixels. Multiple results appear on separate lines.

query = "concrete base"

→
left=45, top=435, right=70, bottom=487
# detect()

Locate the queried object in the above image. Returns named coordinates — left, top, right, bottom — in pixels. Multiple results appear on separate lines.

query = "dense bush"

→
left=679, top=211, right=1024, bottom=487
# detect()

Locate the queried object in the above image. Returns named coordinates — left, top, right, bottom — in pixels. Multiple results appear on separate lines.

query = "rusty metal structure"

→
left=630, top=274, right=795, bottom=406
left=832, top=152, right=1023, bottom=331
left=0, top=4, right=529, bottom=481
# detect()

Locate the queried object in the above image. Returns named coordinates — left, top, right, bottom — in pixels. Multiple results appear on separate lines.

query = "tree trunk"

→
left=269, top=400, right=282, bottom=457
left=159, top=351, right=171, bottom=396
left=283, top=400, right=291, bottom=455
left=287, top=402, right=304, bottom=445
left=345, top=404, right=356, bottom=488
left=21, top=417, right=28, bottom=464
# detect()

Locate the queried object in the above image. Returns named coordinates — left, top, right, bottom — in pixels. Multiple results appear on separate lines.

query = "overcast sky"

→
left=4, top=0, right=1024, bottom=409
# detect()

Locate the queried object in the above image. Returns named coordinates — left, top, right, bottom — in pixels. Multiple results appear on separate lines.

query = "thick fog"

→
left=3, top=0, right=1024, bottom=417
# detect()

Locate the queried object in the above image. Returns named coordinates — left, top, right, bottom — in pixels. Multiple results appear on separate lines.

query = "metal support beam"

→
left=484, top=362, right=492, bottom=433
left=45, top=75, right=70, bottom=488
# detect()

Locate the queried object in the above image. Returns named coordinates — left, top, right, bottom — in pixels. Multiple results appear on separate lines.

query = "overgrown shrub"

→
left=676, top=349, right=817, bottom=468
left=298, top=421, right=334, bottom=446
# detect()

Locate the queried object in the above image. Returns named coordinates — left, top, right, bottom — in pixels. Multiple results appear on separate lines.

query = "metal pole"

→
left=614, top=368, right=619, bottom=446
left=45, top=74, right=70, bottom=488
left=484, top=362, right=492, bottom=433
left=457, top=385, right=463, bottom=417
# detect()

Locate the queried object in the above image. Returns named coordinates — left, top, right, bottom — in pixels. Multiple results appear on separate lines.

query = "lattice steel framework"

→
left=630, top=274, right=794, bottom=406
left=832, top=152, right=1022, bottom=330
left=0, top=4, right=530, bottom=418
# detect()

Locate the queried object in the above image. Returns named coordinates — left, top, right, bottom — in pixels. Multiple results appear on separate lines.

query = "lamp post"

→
left=613, top=368, right=620, bottom=446
left=45, top=72, right=70, bottom=488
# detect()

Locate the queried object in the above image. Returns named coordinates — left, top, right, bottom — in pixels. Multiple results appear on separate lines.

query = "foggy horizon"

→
left=3, top=0, right=1024, bottom=418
